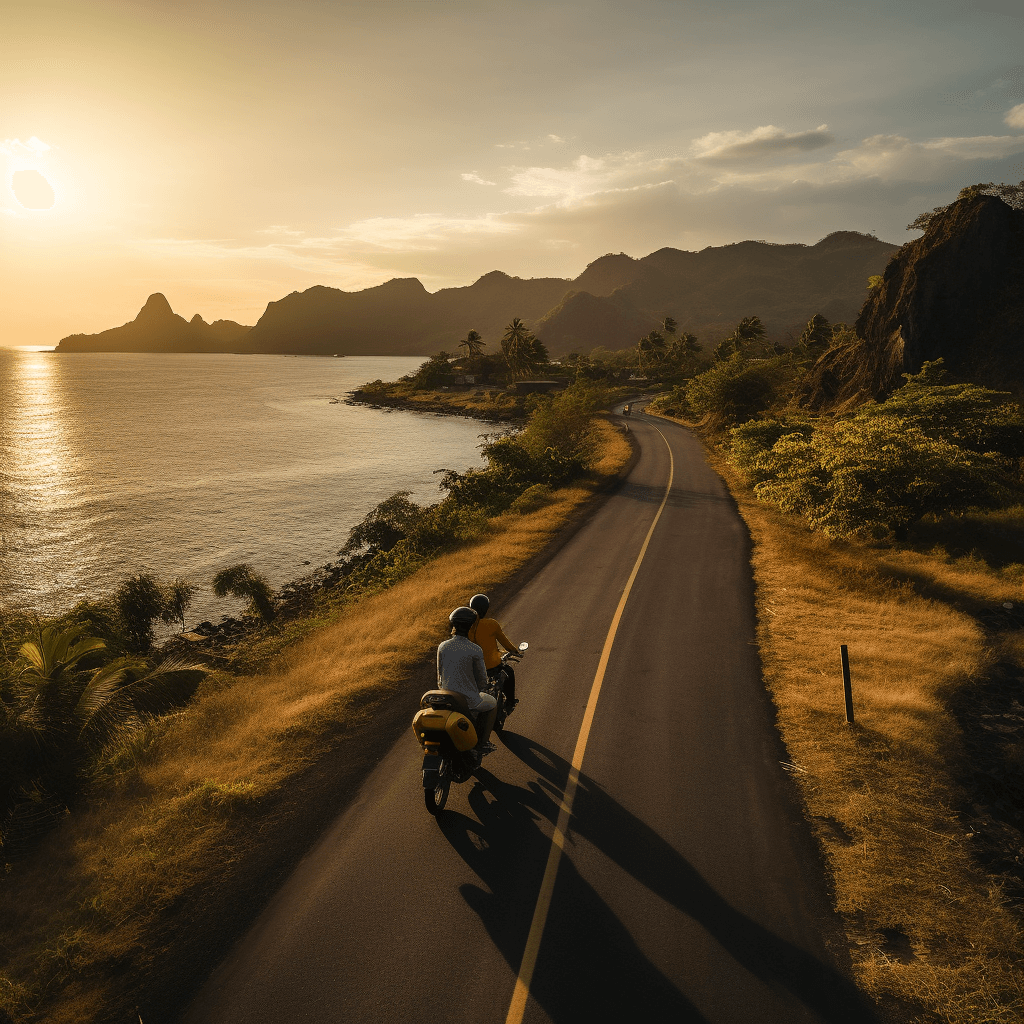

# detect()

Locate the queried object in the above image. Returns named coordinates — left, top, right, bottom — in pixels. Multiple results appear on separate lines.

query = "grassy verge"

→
left=655, top=410, right=1024, bottom=1023
left=0, top=419, right=632, bottom=1024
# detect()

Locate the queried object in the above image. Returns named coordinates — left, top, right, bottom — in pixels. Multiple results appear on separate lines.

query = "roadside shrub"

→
left=864, top=359, right=1024, bottom=458
left=686, top=354, right=794, bottom=425
left=519, top=381, right=606, bottom=464
left=730, top=417, right=814, bottom=485
left=509, top=483, right=553, bottom=514
left=340, top=491, right=423, bottom=556
left=754, top=415, right=999, bottom=538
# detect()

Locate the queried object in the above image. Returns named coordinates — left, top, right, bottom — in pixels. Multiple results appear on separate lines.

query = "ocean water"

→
left=0, top=350, right=490, bottom=623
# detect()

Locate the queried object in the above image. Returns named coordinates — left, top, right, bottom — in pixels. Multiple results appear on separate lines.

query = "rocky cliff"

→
left=56, top=294, right=251, bottom=353
left=800, top=193, right=1024, bottom=409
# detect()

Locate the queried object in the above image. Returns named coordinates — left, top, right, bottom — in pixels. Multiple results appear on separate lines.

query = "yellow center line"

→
left=504, top=419, right=675, bottom=1024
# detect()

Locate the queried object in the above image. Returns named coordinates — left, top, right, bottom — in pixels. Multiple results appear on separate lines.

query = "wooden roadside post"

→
left=840, top=644, right=854, bottom=724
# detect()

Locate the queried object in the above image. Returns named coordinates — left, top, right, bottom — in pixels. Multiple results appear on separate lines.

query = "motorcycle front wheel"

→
left=425, top=758, right=451, bottom=815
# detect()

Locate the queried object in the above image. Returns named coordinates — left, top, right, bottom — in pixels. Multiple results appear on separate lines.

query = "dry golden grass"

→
left=0, top=420, right=632, bottom=1023
left=710, top=452, right=1024, bottom=1023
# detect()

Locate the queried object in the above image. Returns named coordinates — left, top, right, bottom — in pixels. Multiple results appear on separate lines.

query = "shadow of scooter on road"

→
left=437, top=730, right=874, bottom=1024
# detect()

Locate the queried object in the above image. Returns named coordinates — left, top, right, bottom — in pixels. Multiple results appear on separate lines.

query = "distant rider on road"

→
left=437, top=606, right=497, bottom=756
left=468, top=594, right=520, bottom=710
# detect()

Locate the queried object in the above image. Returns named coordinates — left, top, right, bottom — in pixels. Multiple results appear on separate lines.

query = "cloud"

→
left=129, top=120, right=1024, bottom=299
left=547, top=134, right=566, bottom=143
left=691, top=125, right=834, bottom=163
left=1006, top=103, right=1024, bottom=128
left=506, top=152, right=686, bottom=200
left=1, top=136, right=51, bottom=159
left=461, top=172, right=497, bottom=186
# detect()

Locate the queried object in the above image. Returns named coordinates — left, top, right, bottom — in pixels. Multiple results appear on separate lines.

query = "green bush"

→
left=686, top=354, right=794, bottom=425
left=509, top=483, right=553, bottom=514
left=752, top=415, right=999, bottom=538
left=730, top=418, right=814, bottom=484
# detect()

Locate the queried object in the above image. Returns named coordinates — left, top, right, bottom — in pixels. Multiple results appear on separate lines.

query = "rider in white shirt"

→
left=436, top=606, right=498, bottom=755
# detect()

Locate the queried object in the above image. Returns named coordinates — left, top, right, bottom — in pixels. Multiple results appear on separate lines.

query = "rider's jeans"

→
left=472, top=692, right=497, bottom=745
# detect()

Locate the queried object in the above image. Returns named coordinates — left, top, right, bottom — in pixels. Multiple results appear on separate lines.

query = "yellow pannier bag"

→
left=412, top=708, right=477, bottom=751
left=445, top=711, right=477, bottom=751
left=412, top=708, right=449, bottom=746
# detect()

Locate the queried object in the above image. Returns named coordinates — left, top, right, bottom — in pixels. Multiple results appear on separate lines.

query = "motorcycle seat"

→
left=420, top=689, right=472, bottom=714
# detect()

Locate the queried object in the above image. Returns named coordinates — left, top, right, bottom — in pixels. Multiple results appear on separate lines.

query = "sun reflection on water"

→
left=0, top=350, right=83, bottom=602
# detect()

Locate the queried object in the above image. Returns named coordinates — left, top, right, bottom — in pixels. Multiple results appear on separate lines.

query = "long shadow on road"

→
left=438, top=731, right=872, bottom=1024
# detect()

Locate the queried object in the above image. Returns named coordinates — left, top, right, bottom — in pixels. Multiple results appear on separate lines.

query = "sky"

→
left=3, top=0, right=1024, bottom=346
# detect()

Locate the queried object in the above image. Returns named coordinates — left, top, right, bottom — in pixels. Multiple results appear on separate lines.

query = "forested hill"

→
left=57, top=232, right=898, bottom=356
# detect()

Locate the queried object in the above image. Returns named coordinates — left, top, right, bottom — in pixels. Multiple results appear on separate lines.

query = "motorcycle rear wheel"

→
left=425, top=758, right=451, bottom=815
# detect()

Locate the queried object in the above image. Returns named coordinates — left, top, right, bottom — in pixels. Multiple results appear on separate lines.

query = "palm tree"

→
left=10, top=626, right=204, bottom=807
left=212, top=564, right=276, bottom=624
left=733, top=315, right=767, bottom=348
left=501, top=318, right=534, bottom=379
left=661, top=316, right=678, bottom=338
left=160, top=578, right=196, bottom=633
left=636, top=330, right=666, bottom=375
left=459, top=329, right=485, bottom=359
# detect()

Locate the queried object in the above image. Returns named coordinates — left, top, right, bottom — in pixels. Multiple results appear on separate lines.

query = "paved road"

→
left=182, top=408, right=868, bottom=1024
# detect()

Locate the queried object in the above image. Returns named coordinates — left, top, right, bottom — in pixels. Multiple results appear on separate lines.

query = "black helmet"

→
left=469, top=594, right=490, bottom=617
left=449, top=606, right=478, bottom=629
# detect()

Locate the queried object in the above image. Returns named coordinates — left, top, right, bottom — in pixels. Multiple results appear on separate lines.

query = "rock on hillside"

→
left=800, top=193, right=1024, bottom=409
left=56, top=294, right=251, bottom=353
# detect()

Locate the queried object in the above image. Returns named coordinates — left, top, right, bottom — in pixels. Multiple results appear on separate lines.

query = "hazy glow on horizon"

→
left=3, top=0, right=1024, bottom=346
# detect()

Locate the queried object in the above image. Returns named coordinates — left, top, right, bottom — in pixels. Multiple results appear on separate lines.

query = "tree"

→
left=340, top=492, right=424, bottom=555
left=212, top=564, right=276, bottom=624
left=459, top=330, right=485, bottom=359
left=412, top=351, right=455, bottom=389
left=733, top=315, right=767, bottom=347
left=661, top=316, right=678, bottom=338
left=668, top=332, right=701, bottom=361
left=501, top=319, right=545, bottom=379
left=159, top=578, right=196, bottom=634
left=714, top=316, right=766, bottom=362
left=636, top=330, right=665, bottom=374
left=686, top=354, right=792, bottom=425
left=797, top=314, right=831, bottom=358
left=115, top=573, right=165, bottom=653
left=906, top=206, right=946, bottom=232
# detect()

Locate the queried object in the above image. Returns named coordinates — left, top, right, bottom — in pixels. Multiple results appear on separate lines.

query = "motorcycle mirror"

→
left=518, top=641, right=529, bottom=651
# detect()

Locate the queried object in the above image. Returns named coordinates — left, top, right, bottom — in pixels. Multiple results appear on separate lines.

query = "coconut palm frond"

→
left=18, top=625, right=105, bottom=681
left=73, top=663, right=132, bottom=737
left=121, top=656, right=207, bottom=718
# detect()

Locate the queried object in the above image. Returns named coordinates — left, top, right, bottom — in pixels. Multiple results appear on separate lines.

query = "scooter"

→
left=412, top=642, right=528, bottom=815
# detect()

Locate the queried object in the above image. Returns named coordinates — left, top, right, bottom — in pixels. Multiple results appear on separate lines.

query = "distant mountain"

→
left=55, top=232, right=899, bottom=357
left=56, top=294, right=251, bottom=353
left=800, top=192, right=1024, bottom=409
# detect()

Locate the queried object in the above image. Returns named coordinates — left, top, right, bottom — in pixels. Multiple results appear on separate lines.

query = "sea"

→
left=0, top=350, right=490, bottom=624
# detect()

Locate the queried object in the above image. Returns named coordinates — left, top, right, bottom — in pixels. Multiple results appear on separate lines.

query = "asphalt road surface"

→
left=182, top=406, right=869, bottom=1024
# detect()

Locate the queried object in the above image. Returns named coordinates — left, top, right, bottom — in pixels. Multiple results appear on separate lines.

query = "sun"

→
left=11, top=168, right=56, bottom=209
left=3, top=136, right=58, bottom=211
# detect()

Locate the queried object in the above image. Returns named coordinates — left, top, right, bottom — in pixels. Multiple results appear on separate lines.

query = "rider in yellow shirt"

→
left=468, top=593, right=520, bottom=709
